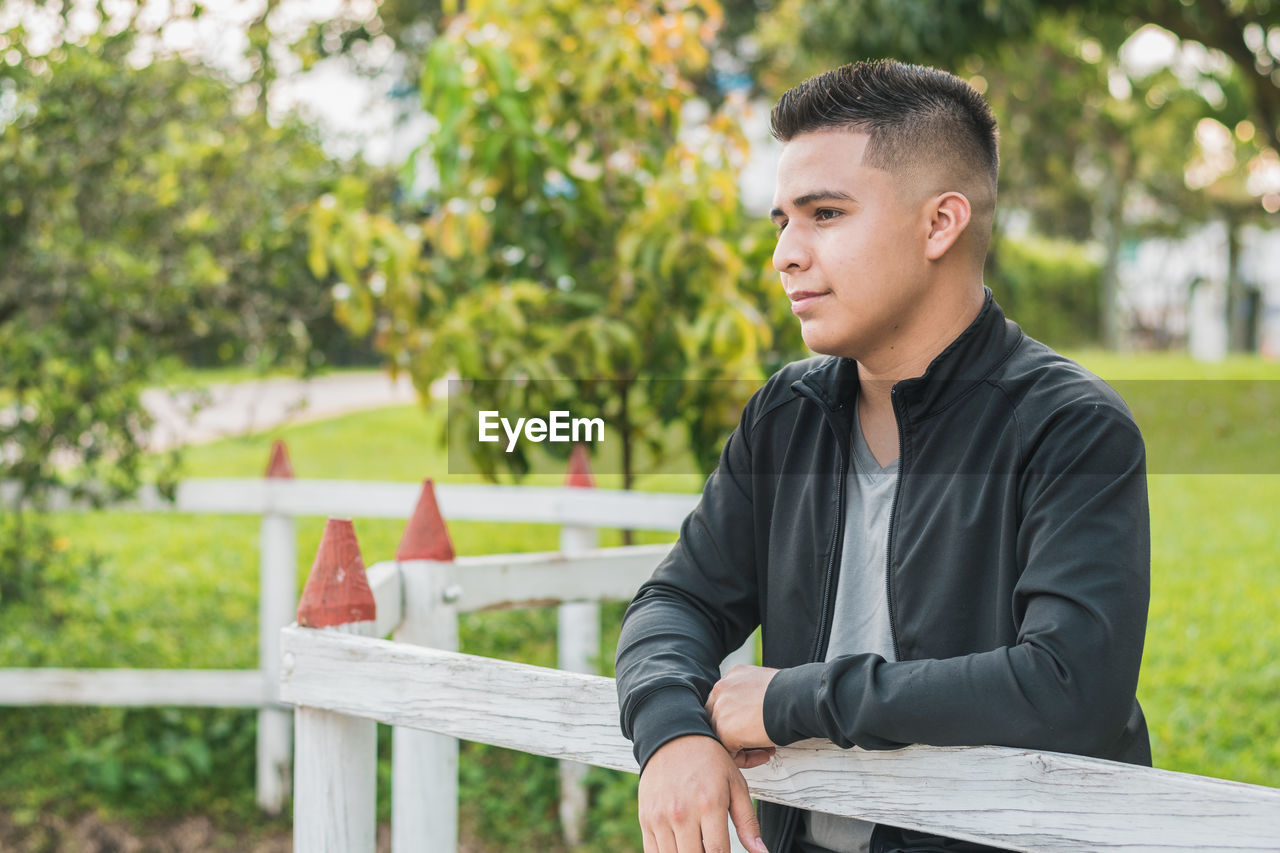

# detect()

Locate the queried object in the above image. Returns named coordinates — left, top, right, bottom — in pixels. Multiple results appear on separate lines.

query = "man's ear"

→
left=923, top=191, right=972, bottom=261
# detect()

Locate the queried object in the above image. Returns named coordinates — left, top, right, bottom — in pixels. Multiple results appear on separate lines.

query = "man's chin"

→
left=801, top=332, right=855, bottom=360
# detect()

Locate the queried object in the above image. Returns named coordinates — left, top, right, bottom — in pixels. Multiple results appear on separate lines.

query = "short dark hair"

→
left=771, top=59, right=999, bottom=191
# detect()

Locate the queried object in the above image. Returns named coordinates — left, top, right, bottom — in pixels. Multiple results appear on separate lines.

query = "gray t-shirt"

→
left=798, top=404, right=899, bottom=853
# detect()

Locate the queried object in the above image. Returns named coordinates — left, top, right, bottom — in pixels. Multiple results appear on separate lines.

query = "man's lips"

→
left=787, top=290, right=830, bottom=314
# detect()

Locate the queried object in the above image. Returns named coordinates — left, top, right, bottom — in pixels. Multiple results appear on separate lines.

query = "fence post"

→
left=293, top=518, right=378, bottom=853
left=258, top=439, right=296, bottom=814
left=720, top=634, right=755, bottom=853
left=558, top=444, right=599, bottom=847
left=391, top=480, right=459, bottom=853
left=722, top=638, right=755, bottom=671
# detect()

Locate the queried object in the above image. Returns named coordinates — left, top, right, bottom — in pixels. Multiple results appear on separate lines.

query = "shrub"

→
left=989, top=234, right=1102, bottom=347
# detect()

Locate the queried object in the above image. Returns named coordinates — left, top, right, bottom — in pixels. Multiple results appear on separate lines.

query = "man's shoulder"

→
left=993, top=335, right=1136, bottom=425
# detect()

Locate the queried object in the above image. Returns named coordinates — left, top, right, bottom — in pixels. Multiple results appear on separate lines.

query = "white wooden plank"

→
left=256, top=702, right=292, bottom=814
left=257, top=510, right=297, bottom=814
left=391, top=726, right=457, bottom=853
left=8, top=479, right=698, bottom=530
left=280, top=629, right=1280, bottom=852
left=439, top=544, right=670, bottom=613
left=0, top=668, right=265, bottom=707
left=721, top=633, right=757, bottom=672
left=293, top=618, right=377, bottom=853
left=556, top=525, right=603, bottom=674
left=169, top=479, right=417, bottom=517
left=557, top=522, right=600, bottom=848
left=295, top=705, right=377, bottom=853
left=280, top=627, right=632, bottom=768
left=391, top=561, right=459, bottom=853
left=434, top=484, right=694, bottom=530
left=365, top=561, right=404, bottom=638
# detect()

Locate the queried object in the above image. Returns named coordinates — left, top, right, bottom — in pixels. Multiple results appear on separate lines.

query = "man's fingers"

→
left=734, top=747, right=775, bottom=769
left=728, top=770, right=769, bottom=853
left=698, top=808, right=733, bottom=853
left=648, top=823, right=684, bottom=853
left=673, top=811, right=708, bottom=853
left=638, top=735, right=755, bottom=852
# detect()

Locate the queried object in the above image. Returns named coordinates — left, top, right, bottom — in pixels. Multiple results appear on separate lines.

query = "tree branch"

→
left=1145, top=0, right=1280, bottom=153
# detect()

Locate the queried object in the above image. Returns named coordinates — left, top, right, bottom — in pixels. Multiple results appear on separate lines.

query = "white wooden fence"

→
left=0, top=443, right=703, bottom=835
left=283, top=519, right=1280, bottom=852
left=13, top=452, right=1280, bottom=850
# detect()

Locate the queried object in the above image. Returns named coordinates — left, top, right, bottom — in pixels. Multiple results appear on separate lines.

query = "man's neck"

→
left=853, top=283, right=985, bottom=466
left=855, top=284, right=985, bottom=407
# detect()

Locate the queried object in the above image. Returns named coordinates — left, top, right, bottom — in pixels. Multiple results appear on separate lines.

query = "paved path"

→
left=143, top=370, right=424, bottom=450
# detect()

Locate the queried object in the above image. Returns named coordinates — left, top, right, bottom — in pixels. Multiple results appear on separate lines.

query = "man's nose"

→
left=772, top=225, right=810, bottom=273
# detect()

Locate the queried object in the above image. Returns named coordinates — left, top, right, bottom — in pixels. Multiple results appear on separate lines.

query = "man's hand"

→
left=638, top=734, right=768, bottom=853
left=706, top=665, right=780, bottom=762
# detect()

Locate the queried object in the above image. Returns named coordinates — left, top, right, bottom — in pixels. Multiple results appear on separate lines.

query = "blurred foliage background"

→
left=2, top=0, right=1279, bottom=849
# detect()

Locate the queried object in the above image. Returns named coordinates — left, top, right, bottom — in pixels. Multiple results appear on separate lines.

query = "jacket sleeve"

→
left=763, top=399, right=1150, bottom=759
left=615, top=391, right=766, bottom=772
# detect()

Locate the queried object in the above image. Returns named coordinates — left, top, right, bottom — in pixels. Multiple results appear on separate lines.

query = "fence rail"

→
left=283, top=511, right=1280, bottom=853
left=20, top=463, right=1277, bottom=850
left=0, top=669, right=266, bottom=707
left=1, top=477, right=697, bottom=528
left=1, top=458, right=697, bottom=822
left=282, top=625, right=1280, bottom=852
left=0, top=540, right=662, bottom=707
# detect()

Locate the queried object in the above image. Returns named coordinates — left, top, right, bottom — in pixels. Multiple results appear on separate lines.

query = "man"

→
left=614, top=60, right=1150, bottom=853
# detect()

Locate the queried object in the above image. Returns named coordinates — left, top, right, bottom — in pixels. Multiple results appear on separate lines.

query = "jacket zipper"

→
left=781, top=442, right=845, bottom=853
left=884, top=387, right=905, bottom=661
left=792, top=381, right=852, bottom=663
left=783, top=382, right=850, bottom=852
left=808, top=451, right=846, bottom=663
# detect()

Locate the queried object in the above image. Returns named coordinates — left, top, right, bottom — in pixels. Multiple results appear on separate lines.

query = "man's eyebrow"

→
left=769, top=190, right=858, bottom=220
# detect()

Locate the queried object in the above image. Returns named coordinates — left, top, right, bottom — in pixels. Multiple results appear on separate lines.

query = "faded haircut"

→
left=770, top=59, right=999, bottom=198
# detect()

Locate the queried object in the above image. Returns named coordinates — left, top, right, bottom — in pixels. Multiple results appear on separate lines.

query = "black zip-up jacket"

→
left=615, top=293, right=1151, bottom=853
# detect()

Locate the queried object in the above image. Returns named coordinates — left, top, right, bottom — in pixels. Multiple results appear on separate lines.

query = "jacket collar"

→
left=792, top=288, right=1023, bottom=421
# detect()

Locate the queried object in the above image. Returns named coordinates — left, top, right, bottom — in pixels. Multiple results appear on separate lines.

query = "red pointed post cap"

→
left=297, top=518, right=376, bottom=628
left=265, top=439, right=295, bottom=479
left=396, top=479, right=456, bottom=562
left=565, top=444, right=595, bottom=488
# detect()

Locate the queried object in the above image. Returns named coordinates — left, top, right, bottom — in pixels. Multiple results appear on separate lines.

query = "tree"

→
left=1093, top=0, right=1280, bottom=155
left=1181, top=113, right=1279, bottom=351
left=744, top=0, right=1044, bottom=94
left=309, top=0, right=794, bottom=487
left=750, top=4, right=1245, bottom=349
left=978, top=17, right=1225, bottom=347
left=0, top=23, right=356, bottom=604
left=749, top=0, right=1280, bottom=150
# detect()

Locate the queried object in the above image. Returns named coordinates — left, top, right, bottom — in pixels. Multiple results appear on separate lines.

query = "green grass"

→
left=1067, top=349, right=1280, bottom=380
left=176, top=396, right=707, bottom=491
left=2, top=399, right=687, bottom=849
left=153, top=360, right=336, bottom=390
left=1142, top=475, right=1280, bottom=786
left=2, top=351, right=1278, bottom=848
left=1067, top=349, right=1280, bottom=476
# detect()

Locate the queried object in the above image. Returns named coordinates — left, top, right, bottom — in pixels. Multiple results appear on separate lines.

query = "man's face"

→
left=770, top=130, right=929, bottom=360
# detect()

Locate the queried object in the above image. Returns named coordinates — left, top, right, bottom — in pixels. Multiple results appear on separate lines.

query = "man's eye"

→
left=815, top=209, right=841, bottom=221
left=774, top=221, right=788, bottom=233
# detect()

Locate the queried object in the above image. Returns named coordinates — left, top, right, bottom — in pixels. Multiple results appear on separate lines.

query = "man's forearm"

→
left=616, top=585, right=731, bottom=770
left=762, top=620, right=1144, bottom=756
